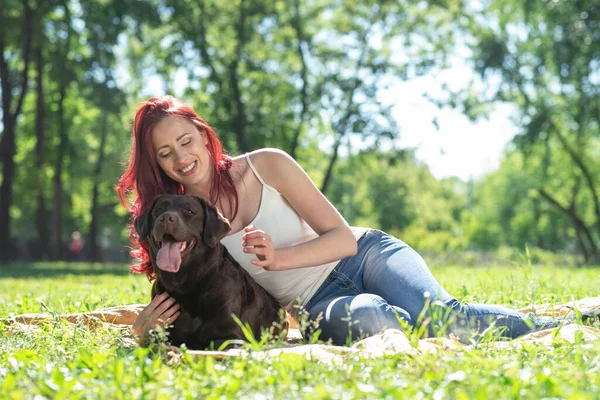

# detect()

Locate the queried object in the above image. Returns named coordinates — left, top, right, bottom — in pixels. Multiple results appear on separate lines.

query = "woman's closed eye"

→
left=158, top=139, right=190, bottom=157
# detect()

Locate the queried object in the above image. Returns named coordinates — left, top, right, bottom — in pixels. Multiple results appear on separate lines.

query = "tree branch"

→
left=289, top=0, right=309, bottom=159
left=538, top=188, right=597, bottom=257
left=549, top=118, right=600, bottom=238
left=0, top=10, right=12, bottom=123
left=13, top=0, right=33, bottom=120
left=195, top=0, right=225, bottom=96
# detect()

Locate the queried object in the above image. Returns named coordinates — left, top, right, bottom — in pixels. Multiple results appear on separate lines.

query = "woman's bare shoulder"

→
left=229, top=150, right=291, bottom=189
left=244, top=149, right=304, bottom=191
left=245, top=148, right=293, bottom=169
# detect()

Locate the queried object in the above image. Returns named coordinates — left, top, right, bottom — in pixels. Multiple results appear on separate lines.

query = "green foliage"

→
left=451, top=0, right=600, bottom=261
left=328, top=150, right=468, bottom=253
left=1, top=0, right=598, bottom=262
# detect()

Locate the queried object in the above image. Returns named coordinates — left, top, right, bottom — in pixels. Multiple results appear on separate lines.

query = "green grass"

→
left=1, top=261, right=599, bottom=399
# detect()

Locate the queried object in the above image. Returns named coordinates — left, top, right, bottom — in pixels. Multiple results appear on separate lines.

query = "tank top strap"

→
left=245, top=153, right=267, bottom=186
left=245, top=153, right=279, bottom=193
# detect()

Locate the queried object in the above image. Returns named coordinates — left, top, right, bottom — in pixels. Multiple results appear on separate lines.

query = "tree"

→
left=0, top=0, right=33, bottom=260
left=307, top=0, right=459, bottom=194
left=449, top=0, right=600, bottom=261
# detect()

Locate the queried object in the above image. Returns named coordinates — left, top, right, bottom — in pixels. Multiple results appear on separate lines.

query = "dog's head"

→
left=134, top=194, right=231, bottom=276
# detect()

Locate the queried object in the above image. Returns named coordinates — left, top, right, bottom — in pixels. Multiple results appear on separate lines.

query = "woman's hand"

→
left=242, top=225, right=280, bottom=271
left=131, top=292, right=181, bottom=344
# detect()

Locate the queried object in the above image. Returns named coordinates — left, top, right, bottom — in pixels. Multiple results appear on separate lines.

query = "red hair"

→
left=117, top=95, right=238, bottom=280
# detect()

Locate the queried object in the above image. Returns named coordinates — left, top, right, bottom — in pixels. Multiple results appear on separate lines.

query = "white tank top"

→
left=220, top=154, right=367, bottom=317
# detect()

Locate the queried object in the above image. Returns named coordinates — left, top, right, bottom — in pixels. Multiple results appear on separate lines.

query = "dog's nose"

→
left=159, top=213, right=177, bottom=224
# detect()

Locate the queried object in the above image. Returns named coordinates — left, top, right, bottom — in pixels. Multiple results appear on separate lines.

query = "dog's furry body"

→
left=135, top=194, right=283, bottom=349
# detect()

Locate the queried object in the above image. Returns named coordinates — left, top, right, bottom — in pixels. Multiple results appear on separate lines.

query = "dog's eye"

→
left=184, top=209, right=194, bottom=216
left=153, top=207, right=165, bottom=215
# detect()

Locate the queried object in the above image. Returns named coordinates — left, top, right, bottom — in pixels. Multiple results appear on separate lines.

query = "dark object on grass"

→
left=135, top=194, right=285, bottom=349
left=581, top=310, right=600, bottom=324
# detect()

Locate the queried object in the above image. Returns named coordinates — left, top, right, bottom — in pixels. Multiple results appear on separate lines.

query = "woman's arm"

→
left=242, top=148, right=357, bottom=271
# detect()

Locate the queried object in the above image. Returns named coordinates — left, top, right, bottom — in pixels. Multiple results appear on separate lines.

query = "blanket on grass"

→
left=5, top=297, right=600, bottom=364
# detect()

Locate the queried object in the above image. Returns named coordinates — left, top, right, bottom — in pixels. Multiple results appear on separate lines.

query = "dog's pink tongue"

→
left=156, top=242, right=182, bottom=273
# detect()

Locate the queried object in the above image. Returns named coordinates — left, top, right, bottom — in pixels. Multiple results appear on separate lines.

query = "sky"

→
left=340, top=54, right=520, bottom=182
left=384, top=74, right=518, bottom=181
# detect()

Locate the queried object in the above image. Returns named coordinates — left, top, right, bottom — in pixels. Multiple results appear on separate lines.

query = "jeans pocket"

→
left=326, top=269, right=359, bottom=291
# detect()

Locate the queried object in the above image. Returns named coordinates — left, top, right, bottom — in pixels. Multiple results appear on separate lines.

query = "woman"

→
left=118, top=95, right=560, bottom=346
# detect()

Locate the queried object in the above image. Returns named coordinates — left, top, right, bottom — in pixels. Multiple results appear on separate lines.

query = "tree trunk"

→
left=229, top=63, right=247, bottom=153
left=318, top=25, right=370, bottom=196
left=0, top=118, right=17, bottom=259
left=88, top=114, right=109, bottom=262
left=195, top=0, right=234, bottom=142
left=319, top=93, right=359, bottom=195
left=535, top=138, right=552, bottom=249
left=229, top=0, right=248, bottom=153
left=289, top=0, right=309, bottom=159
left=551, top=121, right=600, bottom=240
left=0, top=1, right=33, bottom=261
left=573, top=226, right=591, bottom=264
left=51, top=0, right=72, bottom=260
left=320, top=134, right=343, bottom=196
left=35, top=26, right=49, bottom=260
left=538, top=189, right=598, bottom=261
left=52, top=85, right=68, bottom=260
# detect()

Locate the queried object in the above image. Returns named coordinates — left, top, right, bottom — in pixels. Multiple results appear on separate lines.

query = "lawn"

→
left=1, top=261, right=599, bottom=399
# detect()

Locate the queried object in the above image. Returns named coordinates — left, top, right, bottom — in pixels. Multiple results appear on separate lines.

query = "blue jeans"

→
left=303, top=229, right=560, bottom=345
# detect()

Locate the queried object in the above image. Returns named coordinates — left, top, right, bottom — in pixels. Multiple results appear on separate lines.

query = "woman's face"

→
left=151, top=116, right=212, bottom=189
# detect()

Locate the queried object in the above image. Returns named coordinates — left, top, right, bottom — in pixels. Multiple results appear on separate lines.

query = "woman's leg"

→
left=306, top=293, right=414, bottom=345
left=358, top=230, right=560, bottom=340
left=302, top=232, right=418, bottom=345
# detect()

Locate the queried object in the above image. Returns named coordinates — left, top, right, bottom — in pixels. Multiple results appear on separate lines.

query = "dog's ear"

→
left=134, top=195, right=164, bottom=241
left=134, top=211, right=151, bottom=241
left=194, top=196, right=231, bottom=248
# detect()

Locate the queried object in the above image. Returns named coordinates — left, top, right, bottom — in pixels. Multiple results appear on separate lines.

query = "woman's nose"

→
left=173, top=148, right=186, bottom=162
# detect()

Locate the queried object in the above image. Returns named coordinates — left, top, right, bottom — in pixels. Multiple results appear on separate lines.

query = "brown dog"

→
left=134, top=194, right=284, bottom=349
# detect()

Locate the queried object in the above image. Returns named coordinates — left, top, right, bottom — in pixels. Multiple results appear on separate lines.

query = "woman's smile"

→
left=179, top=160, right=197, bottom=176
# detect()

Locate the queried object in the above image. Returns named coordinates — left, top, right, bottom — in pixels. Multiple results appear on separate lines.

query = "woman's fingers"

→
left=132, top=294, right=180, bottom=344
left=244, top=245, right=274, bottom=262
left=161, top=304, right=179, bottom=318
left=241, top=225, right=278, bottom=269
left=168, top=311, right=181, bottom=323
left=241, top=228, right=270, bottom=241
left=148, top=292, right=170, bottom=310
left=158, top=308, right=181, bottom=325
left=143, top=295, right=178, bottom=326
left=162, top=303, right=180, bottom=319
left=154, top=296, right=177, bottom=315
left=243, top=237, right=272, bottom=247
left=137, top=293, right=166, bottom=319
left=252, top=258, right=275, bottom=268
left=244, top=246, right=270, bottom=255
left=243, top=233, right=271, bottom=242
